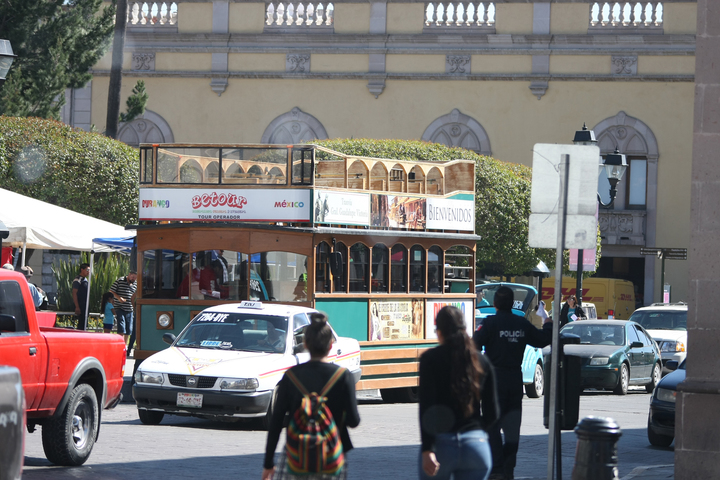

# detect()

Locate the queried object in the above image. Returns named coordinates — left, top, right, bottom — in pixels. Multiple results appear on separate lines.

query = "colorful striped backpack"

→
left=284, top=367, right=346, bottom=476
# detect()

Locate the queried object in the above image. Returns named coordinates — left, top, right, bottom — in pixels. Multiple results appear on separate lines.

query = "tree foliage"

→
left=0, top=0, right=115, bottom=119
left=314, top=139, right=556, bottom=276
left=119, top=80, right=148, bottom=123
left=0, top=116, right=139, bottom=225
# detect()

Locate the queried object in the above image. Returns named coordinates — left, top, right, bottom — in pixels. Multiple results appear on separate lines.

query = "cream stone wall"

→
left=229, top=3, right=265, bottom=33
left=177, top=3, right=212, bottom=33
left=550, top=55, right=610, bottom=75
left=550, top=3, right=590, bottom=34
left=228, top=54, right=286, bottom=72
left=471, top=55, right=531, bottom=74
left=155, top=53, right=212, bottom=71
left=94, top=51, right=132, bottom=71
left=386, top=55, right=446, bottom=73
left=662, top=3, right=698, bottom=34
left=387, top=3, right=424, bottom=34
left=638, top=56, right=696, bottom=75
left=494, top=4, right=533, bottom=35
left=312, top=54, right=369, bottom=73
left=334, top=4, right=371, bottom=34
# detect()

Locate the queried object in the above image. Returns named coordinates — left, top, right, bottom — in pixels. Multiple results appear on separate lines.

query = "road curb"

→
left=621, top=464, right=674, bottom=480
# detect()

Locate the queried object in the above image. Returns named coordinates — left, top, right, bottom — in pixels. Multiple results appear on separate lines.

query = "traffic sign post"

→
left=639, top=248, right=687, bottom=302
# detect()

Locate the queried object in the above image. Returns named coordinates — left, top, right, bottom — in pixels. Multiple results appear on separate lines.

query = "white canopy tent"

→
left=0, top=188, right=135, bottom=329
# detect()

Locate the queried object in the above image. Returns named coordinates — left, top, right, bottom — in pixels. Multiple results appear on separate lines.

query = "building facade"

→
left=66, top=0, right=697, bottom=304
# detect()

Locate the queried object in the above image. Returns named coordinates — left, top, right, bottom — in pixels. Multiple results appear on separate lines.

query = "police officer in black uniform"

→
left=473, top=286, right=553, bottom=480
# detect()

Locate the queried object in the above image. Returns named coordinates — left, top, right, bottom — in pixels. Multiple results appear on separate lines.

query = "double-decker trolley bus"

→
left=133, top=143, right=478, bottom=402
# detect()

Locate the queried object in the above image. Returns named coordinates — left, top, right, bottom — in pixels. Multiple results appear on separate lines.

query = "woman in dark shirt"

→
left=420, top=306, right=499, bottom=480
left=262, top=313, right=360, bottom=480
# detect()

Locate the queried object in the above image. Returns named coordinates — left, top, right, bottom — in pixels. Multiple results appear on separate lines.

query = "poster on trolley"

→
left=369, top=299, right=424, bottom=341
left=425, top=299, right=474, bottom=339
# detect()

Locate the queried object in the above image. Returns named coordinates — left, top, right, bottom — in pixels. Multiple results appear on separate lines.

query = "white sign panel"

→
left=139, top=188, right=311, bottom=222
left=425, top=299, right=475, bottom=339
left=314, top=191, right=370, bottom=226
left=528, top=144, right=600, bottom=249
left=426, top=198, right=475, bottom=232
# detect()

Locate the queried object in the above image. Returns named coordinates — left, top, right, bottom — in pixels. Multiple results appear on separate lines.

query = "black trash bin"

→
left=544, top=333, right=582, bottom=430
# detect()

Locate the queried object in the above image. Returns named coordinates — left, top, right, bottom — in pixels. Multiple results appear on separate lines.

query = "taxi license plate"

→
left=177, top=392, right=203, bottom=408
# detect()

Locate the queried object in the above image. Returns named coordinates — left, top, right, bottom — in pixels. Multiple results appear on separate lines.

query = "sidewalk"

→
left=621, top=464, right=674, bottom=480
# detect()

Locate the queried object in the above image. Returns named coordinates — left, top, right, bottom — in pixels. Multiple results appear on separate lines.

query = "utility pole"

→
left=106, top=0, right=129, bottom=139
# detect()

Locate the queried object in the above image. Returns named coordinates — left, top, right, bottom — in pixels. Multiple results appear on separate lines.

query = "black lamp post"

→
left=571, top=124, right=628, bottom=307
left=0, top=40, right=16, bottom=87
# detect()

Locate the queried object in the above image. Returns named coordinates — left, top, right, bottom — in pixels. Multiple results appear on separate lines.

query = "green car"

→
left=558, top=320, right=662, bottom=395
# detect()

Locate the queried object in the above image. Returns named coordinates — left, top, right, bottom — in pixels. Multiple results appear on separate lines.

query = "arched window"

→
left=445, top=245, right=473, bottom=293
left=371, top=244, right=389, bottom=293
left=410, top=245, right=426, bottom=293
left=316, top=242, right=331, bottom=293
left=117, top=110, right=175, bottom=148
left=332, top=242, right=347, bottom=293
left=349, top=243, right=369, bottom=293
left=391, top=244, right=407, bottom=293
left=180, top=160, right=202, bottom=183
left=428, top=246, right=443, bottom=293
left=260, top=107, right=329, bottom=144
left=421, top=109, right=492, bottom=155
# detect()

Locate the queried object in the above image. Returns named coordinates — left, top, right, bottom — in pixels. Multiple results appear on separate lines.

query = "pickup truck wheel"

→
left=138, top=409, right=165, bottom=425
left=42, top=383, right=98, bottom=466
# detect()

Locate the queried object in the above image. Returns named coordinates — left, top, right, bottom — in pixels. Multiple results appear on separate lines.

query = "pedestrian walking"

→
left=559, top=295, right=583, bottom=328
left=72, top=263, right=91, bottom=330
left=262, top=312, right=360, bottom=480
left=420, top=305, right=499, bottom=480
left=102, top=292, right=116, bottom=334
left=473, top=286, right=553, bottom=480
left=110, top=271, right=137, bottom=352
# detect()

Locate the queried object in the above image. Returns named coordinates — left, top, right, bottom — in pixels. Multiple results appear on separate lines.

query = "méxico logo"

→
left=191, top=192, right=247, bottom=209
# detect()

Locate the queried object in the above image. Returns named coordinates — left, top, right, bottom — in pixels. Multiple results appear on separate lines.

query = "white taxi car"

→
left=132, top=301, right=362, bottom=426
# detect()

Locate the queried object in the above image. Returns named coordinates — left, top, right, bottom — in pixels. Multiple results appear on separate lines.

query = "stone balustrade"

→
left=599, top=210, right=646, bottom=246
left=265, top=2, right=334, bottom=28
left=590, top=2, right=663, bottom=29
left=129, top=1, right=178, bottom=26
left=424, top=2, right=496, bottom=28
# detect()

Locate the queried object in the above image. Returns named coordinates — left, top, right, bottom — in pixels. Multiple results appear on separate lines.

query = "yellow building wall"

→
left=638, top=56, right=696, bottom=75
left=312, top=54, right=369, bottom=73
left=550, top=4, right=590, bottom=34
left=550, top=55, right=610, bottom=75
left=386, top=55, right=445, bottom=73
left=663, top=3, right=698, bottom=34
left=155, top=53, right=211, bottom=71
left=387, top=3, right=425, bottom=34
left=228, top=54, right=286, bottom=72
left=177, top=3, right=212, bottom=33
left=494, top=4, right=533, bottom=35
left=334, top=4, right=371, bottom=34
left=471, top=55, right=531, bottom=74
left=229, top=3, right=265, bottom=33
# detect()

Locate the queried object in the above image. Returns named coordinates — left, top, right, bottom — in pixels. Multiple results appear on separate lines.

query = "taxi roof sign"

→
left=239, top=301, right=263, bottom=309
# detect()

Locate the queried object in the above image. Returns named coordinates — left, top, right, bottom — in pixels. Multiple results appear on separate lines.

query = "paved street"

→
left=22, top=386, right=673, bottom=480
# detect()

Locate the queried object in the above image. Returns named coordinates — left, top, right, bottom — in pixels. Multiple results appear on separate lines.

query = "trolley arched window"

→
left=316, top=242, right=331, bottom=293
left=371, top=244, right=389, bottom=293
left=445, top=245, right=473, bottom=293
left=349, top=243, right=370, bottom=293
left=332, top=242, right=347, bottom=293
left=390, top=244, right=407, bottom=293
left=428, top=246, right=443, bottom=293
left=410, top=245, right=426, bottom=293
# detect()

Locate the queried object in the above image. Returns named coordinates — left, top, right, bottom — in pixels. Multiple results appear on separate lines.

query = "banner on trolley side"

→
left=139, top=188, right=311, bottom=222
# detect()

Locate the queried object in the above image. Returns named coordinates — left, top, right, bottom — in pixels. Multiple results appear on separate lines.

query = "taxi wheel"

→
left=524, top=363, right=544, bottom=398
left=138, top=409, right=164, bottom=425
left=258, top=388, right=279, bottom=431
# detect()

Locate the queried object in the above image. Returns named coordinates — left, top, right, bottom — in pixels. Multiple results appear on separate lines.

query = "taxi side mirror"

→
left=162, top=333, right=176, bottom=345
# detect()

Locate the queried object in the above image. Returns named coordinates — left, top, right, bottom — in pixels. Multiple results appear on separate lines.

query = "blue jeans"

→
left=420, top=430, right=492, bottom=480
left=116, top=310, right=133, bottom=336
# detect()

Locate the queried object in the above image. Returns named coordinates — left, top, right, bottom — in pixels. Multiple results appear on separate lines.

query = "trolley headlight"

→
left=135, top=371, right=164, bottom=385
left=158, top=313, right=171, bottom=328
left=589, top=357, right=609, bottom=365
left=219, top=378, right=259, bottom=390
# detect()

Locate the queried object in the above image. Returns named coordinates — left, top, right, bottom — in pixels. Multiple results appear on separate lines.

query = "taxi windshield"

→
left=175, top=311, right=288, bottom=353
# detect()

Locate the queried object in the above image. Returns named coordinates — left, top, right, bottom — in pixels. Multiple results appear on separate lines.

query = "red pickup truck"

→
left=0, top=269, right=127, bottom=466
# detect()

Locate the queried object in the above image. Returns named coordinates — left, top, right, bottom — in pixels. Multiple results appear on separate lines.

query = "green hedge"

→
left=314, top=139, right=554, bottom=276
left=0, top=116, right=139, bottom=225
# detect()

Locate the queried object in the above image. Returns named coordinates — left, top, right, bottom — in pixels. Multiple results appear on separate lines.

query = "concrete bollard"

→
left=572, top=416, right=622, bottom=480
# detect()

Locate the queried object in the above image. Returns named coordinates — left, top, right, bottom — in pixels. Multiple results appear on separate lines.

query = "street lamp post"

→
left=571, top=124, right=628, bottom=308
left=0, top=40, right=16, bottom=87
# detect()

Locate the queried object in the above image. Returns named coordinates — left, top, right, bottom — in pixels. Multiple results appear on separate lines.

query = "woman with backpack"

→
left=262, top=313, right=361, bottom=480
left=419, top=305, right=499, bottom=480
